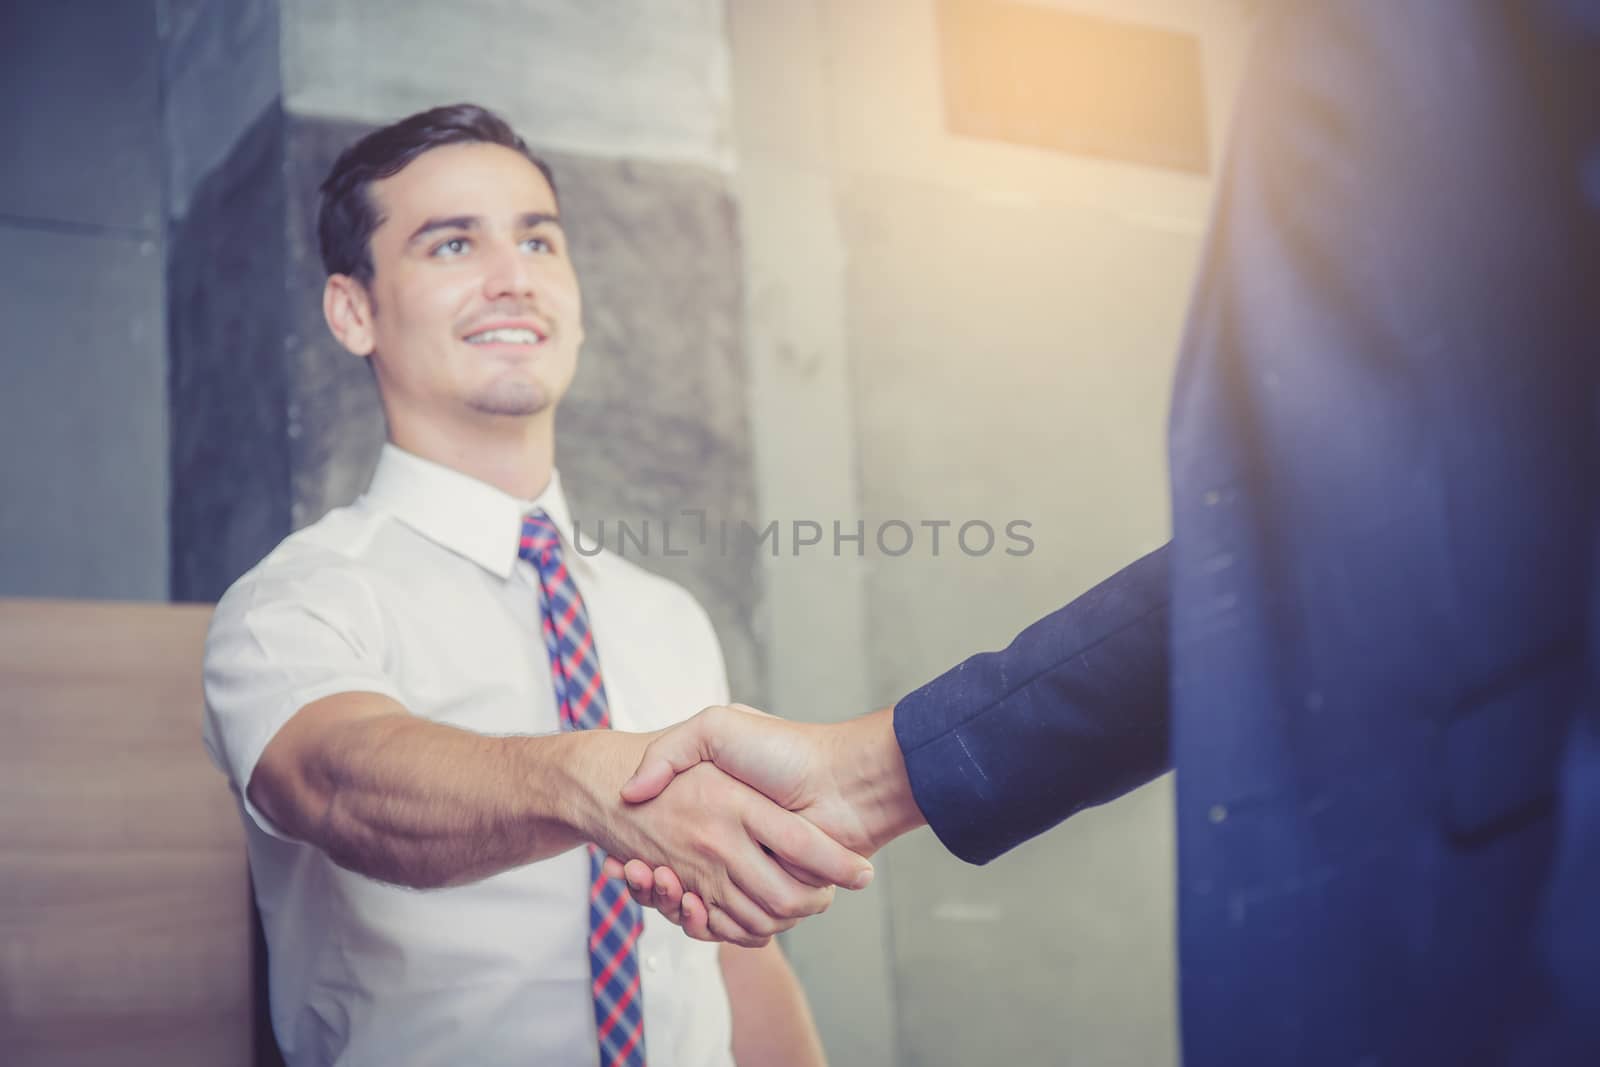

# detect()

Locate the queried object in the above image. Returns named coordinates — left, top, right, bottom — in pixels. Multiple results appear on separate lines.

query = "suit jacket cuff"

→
left=894, top=543, right=1175, bottom=864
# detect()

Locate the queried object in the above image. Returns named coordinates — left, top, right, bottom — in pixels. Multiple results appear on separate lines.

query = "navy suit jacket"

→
left=895, top=3, right=1600, bottom=1063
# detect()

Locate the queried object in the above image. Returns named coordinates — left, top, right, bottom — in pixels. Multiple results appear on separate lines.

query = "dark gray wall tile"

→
left=280, top=116, right=387, bottom=532
left=0, top=1, right=163, bottom=232
left=0, top=225, right=167, bottom=600
left=168, top=103, right=291, bottom=603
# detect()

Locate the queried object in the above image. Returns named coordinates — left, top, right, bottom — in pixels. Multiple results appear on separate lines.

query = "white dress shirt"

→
left=203, top=444, right=736, bottom=1067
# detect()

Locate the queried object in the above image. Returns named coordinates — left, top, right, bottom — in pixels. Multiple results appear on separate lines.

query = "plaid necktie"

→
left=520, top=509, right=647, bottom=1067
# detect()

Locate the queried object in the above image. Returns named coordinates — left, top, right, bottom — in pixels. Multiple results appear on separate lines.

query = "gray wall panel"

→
left=161, top=0, right=282, bottom=219
left=281, top=0, right=733, bottom=170
left=0, top=0, right=168, bottom=603
left=169, top=103, right=291, bottom=603
left=279, top=115, right=387, bottom=534
left=546, top=154, right=763, bottom=701
left=845, top=171, right=1186, bottom=1067
left=726, top=1, right=1255, bottom=1062
left=0, top=225, right=167, bottom=600
left=0, top=1, right=162, bottom=232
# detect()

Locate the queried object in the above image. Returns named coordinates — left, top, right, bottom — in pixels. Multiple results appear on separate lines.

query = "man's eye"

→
left=522, top=236, right=553, bottom=253
left=433, top=237, right=470, bottom=257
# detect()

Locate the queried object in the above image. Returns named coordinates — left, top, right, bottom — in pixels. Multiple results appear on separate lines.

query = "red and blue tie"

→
left=520, top=509, right=647, bottom=1067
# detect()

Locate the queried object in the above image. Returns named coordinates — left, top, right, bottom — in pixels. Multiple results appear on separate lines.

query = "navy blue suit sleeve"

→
left=893, top=543, right=1172, bottom=865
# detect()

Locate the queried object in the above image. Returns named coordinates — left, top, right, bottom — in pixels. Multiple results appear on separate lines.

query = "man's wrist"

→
left=832, top=707, right=925, bottom=855
left=526, top=729, right=654, bottom=851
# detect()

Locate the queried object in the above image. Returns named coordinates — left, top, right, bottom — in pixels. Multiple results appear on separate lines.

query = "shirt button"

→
left=644, top=954, right=660, bottom=973
left=1208, top=804, right=1228, bottom=824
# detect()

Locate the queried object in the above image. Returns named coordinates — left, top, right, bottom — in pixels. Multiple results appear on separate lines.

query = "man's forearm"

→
left=250, top=692, right=866, bottom=939
left=250, top=691, right=641, bottom=889
left=721, top=941, right=828, bottom=1067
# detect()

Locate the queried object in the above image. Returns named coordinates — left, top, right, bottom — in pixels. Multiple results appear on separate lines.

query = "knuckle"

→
left=776, top=879, right=831, bottom=919
left=741, top=909, right=779, bottom=940
left=796, top=886, right=831, bottom=917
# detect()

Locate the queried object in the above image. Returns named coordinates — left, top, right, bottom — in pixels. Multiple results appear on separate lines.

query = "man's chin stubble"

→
left=467, top=382, right=550, bottom=418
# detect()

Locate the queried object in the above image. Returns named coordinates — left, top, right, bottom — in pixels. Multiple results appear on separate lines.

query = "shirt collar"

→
left=362, top=443, right=578, bottom=580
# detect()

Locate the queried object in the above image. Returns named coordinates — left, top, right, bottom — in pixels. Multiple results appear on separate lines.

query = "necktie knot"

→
left=519, top=510, right=563, bottom=569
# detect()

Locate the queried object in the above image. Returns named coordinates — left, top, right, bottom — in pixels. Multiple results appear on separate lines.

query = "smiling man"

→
left=201, top=104, right=859, bottom=1067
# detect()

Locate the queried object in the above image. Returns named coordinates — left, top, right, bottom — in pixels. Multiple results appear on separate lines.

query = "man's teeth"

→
left=466, top=327, right=542, bottom=345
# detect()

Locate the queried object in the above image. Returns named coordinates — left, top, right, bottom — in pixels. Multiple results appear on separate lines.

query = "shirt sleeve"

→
left=201, top=551, right=403, bottom=840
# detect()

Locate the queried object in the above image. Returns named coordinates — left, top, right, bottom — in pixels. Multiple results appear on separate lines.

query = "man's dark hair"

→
left=317, top=103, right=558, bottom=286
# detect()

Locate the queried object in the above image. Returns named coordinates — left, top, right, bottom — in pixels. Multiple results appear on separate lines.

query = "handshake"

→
left=589, top=704, right=926, bottom=948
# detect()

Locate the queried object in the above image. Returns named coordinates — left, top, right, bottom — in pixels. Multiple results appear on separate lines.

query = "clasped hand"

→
left=602, top=704, right=884, bottom=946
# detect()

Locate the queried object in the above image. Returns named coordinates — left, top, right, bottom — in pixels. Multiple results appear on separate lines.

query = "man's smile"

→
left=462, top=319, right=548, bottom=348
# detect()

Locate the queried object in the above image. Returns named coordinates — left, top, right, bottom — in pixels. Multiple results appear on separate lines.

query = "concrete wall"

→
left=728, top=1, right=1255, bottom=1062
left=0, top=2, right=168, bottom=601
left=162, top=0, right=282, bottom=219
left=280, top=0, right=733, bottom=169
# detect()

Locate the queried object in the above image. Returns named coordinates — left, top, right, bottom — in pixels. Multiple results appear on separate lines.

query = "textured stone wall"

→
left=168, top=104, right=292, bottom=603
left=280, top=0, right=733, bottom=169
left=162, top=0, right=282, bottom=219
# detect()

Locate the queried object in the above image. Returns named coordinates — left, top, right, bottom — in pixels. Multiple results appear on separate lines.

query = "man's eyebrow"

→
left=406, top=215, right=481, bottom=246
left=405, top=212, right=562, bottom=247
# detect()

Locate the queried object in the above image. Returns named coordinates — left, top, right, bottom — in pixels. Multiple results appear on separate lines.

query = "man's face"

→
left=346, top=141, right=583, bottom=423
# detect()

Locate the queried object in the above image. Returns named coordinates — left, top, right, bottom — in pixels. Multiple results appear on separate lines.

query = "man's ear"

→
left=324, top=274, right=376, bottom=357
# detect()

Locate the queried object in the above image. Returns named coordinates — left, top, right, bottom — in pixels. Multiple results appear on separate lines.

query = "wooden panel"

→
left=0, top=598, right=252, bottom=1067
left=938, top=0, right=1210, bottom=173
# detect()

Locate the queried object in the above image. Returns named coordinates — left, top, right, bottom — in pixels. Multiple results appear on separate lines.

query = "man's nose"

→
left=483, top=240, right=536, bottom=301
